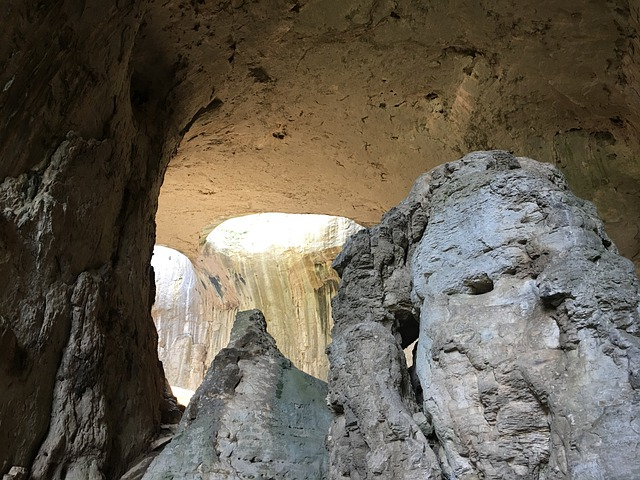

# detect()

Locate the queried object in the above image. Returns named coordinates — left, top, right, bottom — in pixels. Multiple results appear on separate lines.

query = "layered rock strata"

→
left=328, top=150, right=640, bottom=479
left=152, top=245, right=236, bottom=390
left=141, top=309, right=331, bottom=479
left=152, top=214, right=362, bottom=389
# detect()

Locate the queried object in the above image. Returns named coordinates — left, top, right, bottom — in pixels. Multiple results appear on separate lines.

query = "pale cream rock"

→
left=152, top=214, right=362, bottom=389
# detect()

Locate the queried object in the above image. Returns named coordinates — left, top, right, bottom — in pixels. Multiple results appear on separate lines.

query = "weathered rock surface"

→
left=0, top=131, right=169, bottom=477
left=151, top=0, right=640, bottom=272
left=152, top=214, right=362, bottom=389
left=152, top=245, right=237, bottom=390
left=142, top=309, right=331, bottom=479
left=328, top=151, right=640, bottom=479
left=2, top=0, right=639, bottom=477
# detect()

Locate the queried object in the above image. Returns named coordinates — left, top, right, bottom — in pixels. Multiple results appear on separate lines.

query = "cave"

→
left=152, top=212, right=362, bottom=392
left=0, top=1, right=639, bottom=479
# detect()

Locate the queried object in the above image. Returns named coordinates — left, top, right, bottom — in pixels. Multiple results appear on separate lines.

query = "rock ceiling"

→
left=1, top=2, right=639, bottom=477
left=148, top=0, right=639, bottom=269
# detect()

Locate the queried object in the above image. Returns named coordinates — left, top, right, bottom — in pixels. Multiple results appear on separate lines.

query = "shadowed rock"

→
left=142, top=309, right=331, bottom=479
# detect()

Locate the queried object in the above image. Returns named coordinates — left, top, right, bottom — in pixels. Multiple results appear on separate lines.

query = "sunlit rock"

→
left=151, top=246, right=237, bottom=390
left=152, top=214, right=362, bottom=390
left=328, top=151, right=640, bottom=479
left=142, top=310, right=331, bottom=479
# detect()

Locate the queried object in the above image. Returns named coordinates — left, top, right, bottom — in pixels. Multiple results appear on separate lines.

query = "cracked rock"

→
left=328, top=151, right=640, bottom=479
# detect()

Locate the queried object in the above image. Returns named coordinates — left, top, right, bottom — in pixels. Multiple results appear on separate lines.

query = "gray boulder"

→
left=142, top=309, right=331, bottom=479
left=328, top=151, right=640, bottom=479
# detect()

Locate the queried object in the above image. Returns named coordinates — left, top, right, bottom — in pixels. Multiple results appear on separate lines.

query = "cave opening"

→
left=2, top=1, right=640, bottom=478
left=151, top=212, right=363, bottom=402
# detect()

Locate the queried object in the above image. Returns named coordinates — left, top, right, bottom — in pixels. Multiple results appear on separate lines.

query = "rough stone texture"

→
left=153, top=214, right=362, bottom=388
left=328, top=151, right=640, bottom=479
left=0, top=2, right=199, bottom=477
left=152, top=0, right=640, bottom=272
left=1, top=1, right=639, bottom=477
left=0, top=23, right=170, bottom=477
left=152, top=245, right=235, bottom=390
left=141, top=309, right=331, bottom=479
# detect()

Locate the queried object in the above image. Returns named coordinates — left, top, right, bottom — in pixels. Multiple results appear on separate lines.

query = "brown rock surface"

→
left=1, top=1, right=639, bottom=478
left=152, top=0, right=640, bottom=272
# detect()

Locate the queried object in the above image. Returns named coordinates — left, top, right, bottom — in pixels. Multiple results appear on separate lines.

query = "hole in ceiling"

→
left=151, top=213, right=363, bottom=404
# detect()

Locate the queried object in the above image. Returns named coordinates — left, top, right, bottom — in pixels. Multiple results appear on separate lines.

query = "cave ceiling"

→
left=143, top=0, right=640, bottom=267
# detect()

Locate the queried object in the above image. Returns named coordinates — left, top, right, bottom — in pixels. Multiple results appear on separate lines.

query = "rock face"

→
left=152, top=245, right=236, bottom=390
left=0, top=103, right=169, bottom=477
left=152, top=0, right=640, bottom=272
left=1, top=1, right=639, bottom=477
left=142, top=309, right=331, bottom=479
left=152, top=214, right=362, bottom=389
left=328, top=151, right=640, bottom=479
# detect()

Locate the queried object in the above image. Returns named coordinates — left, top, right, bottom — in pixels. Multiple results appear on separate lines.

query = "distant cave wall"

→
left=151, top=245, right=238, bottom=391
left=151, top=217, right=361, bottom=388
left=198, top=245, right=340, bottom=381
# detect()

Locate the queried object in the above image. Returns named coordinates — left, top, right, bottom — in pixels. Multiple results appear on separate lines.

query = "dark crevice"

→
left=179, top=97, right=224, bottom=137
left=464, top=273, right=494, bottom=295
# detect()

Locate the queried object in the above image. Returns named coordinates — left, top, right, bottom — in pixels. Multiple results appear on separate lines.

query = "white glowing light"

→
left=205, top=213, right=363, bottom=254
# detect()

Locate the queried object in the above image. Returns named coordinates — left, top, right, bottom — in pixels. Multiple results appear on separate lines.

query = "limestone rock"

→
left=152, top=215, right=362, bottom=390
left=150, top=0, right=640, bottom=273
left=152, top=245, right=237, bottom=390
left=201, top=214, right=363, bottom=381
left=328, top=151, right=640, bottom=479
left=2, top=467, right=27, bottom=480
left=142, top=309, right=331, bottom=479
left=2, top=0, right=640, bottom=477
left=0, top=132, right=167, bottom=478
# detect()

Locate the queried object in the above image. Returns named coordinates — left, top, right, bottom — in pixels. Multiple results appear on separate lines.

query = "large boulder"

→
left=328, top=150, right=640, bottom=479
left=142, top=309, right=331, bottom=479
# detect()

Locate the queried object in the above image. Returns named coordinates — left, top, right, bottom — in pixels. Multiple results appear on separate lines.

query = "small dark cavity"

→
left=540, top=292, right=568, bottom=308
left=249, top=66, right=272, bottom=83
left=272, top=131, right=286, bottom=139
left=464, top=273, right=494, bottom=294
left=390, top=11, right=400, bottom=19
left=425, top=92, right=439, bottom=100
left=591, top=130, right=616, bottom=144
left=610, top=116, right=624, bottom=127
left=394, top=310, right=420, bottom=348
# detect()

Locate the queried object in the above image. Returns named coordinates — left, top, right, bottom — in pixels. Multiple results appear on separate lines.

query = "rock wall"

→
left=328, top=151, right=640, bottom=479
left=141, top=309, right=331, bottom=479
left=0, top=4, right=173, bottom=477
left=154, top=0, right=640, bottom=273
left=152, top=214, right=362, bottom=389
left=151, top=245, right=237, bottom=391
left=2, top=1, right=639, bottom=477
